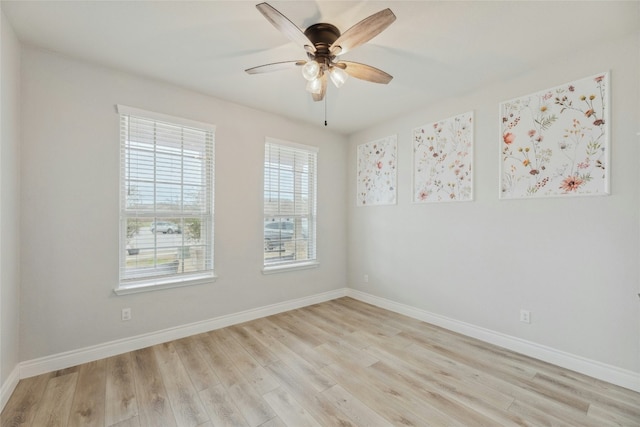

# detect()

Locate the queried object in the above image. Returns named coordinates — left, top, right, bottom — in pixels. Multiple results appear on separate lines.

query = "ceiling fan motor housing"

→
left=304, top=23, right=341, bottom=64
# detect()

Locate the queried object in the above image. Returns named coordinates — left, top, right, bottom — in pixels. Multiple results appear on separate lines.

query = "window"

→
left=117, top=105, right=215, bottom=293
left=263, top=138, right=318, bottom=272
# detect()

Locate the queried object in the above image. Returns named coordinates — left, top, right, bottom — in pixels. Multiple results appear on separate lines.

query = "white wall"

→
left=347, top=33, right=640, bottom=374
left=0, top=9, right=21, bottom=394
left=19, top=46, right=347, bottom=362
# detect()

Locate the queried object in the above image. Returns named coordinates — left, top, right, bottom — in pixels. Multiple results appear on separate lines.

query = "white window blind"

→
left=118, top=105, right=215, bottom=292
left=264, top=139, right=318, bottom=270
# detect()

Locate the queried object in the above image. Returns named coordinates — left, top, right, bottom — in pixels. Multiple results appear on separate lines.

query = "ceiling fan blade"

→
left=256, top=3, right=316, bottom=53
left=311, top=74, right=328, bottom=102
left=245, top=60, right=305, bottom=74
left=339, top=61, right=393, bottom=84
left=330, top=8, right=396, bottom=56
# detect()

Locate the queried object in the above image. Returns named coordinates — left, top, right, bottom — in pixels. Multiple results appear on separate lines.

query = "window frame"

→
left=115, top=105, right=216, bottom=295
left=262, top=137, right=319, bottom=274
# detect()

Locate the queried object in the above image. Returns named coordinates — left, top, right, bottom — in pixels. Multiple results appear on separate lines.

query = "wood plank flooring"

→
left=3, top=297, right=639, bottom=426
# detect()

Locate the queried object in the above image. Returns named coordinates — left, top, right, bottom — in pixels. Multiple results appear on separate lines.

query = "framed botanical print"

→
left=413, top=112, right=473, bottom=203
left=500, top=72, right=609, bottom=199
left=357, top=135, right=397, bottom=206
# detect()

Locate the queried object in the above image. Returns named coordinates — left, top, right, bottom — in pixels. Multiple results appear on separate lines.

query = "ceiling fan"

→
left=245, top=2, right=396, bottom=102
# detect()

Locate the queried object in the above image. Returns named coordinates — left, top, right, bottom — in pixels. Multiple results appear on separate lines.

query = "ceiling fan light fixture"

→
left=301, top=60, right=320, bottom=81
left=248, top=2, right=396, bottom=105
left=329, top=66, right=349, bottom=88
left=306, top=76, right=323, bottom=94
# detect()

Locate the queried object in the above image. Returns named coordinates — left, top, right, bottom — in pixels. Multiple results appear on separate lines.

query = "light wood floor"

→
left=2, top=297, right=639, bottom=426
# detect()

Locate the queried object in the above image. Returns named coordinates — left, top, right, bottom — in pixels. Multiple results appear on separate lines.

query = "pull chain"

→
left=324, top=91, right=328, bottom=126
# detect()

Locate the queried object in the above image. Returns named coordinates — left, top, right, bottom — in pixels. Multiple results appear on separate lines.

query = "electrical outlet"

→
left=122, top=308, right=132, bottom=321
left=520, top=309, right=531, bottom=324
left=364, top=274, right=369, bottom=283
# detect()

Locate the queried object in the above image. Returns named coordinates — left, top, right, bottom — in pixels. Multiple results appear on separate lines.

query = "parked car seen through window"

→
left=150, top=221, right=182, bottom=234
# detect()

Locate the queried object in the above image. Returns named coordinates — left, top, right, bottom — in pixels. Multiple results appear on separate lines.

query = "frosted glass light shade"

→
left=329, top=66, right=348, bottom=88
left=306, top=77, right=322, bottom=94
left=302, top=61, right=320, bottom=81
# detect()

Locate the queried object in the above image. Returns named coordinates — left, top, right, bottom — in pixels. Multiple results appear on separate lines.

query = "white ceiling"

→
left=2, top=1, right=638, bottom=134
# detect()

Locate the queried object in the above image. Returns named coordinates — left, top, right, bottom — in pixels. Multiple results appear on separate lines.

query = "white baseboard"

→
left=0, top=365, right=20, bottom=412
left=346, top=289, right=640, bottom=393
left=19, top=288, right=348, bottom=380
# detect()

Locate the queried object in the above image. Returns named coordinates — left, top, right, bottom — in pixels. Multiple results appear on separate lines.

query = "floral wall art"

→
left=413, top=112, right=473, bottom=203
left=500, top=72, right=609, bottom=199
left=356, top=135, right=397, bottom=206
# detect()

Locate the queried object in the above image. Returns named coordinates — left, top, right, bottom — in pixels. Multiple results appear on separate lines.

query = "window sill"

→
left=114, top=273, right=217, bottom=296
left=262, top=261, right=319, bottom=275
